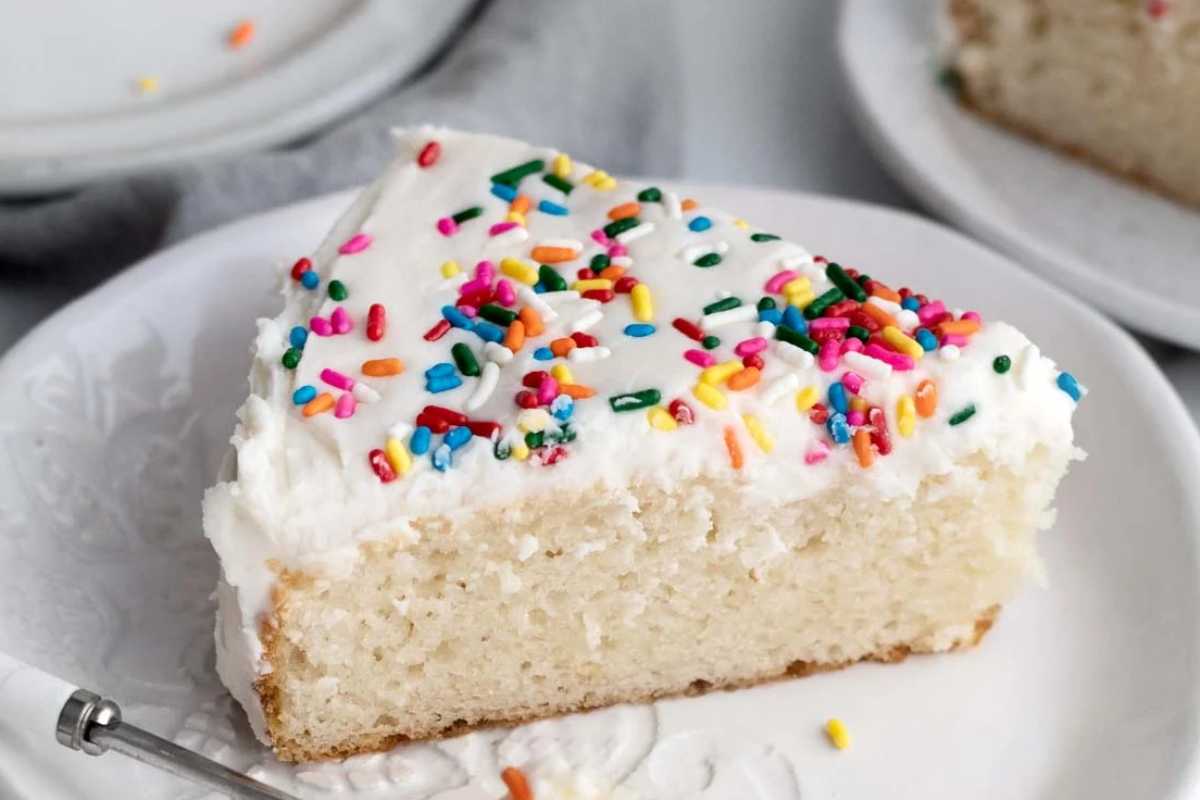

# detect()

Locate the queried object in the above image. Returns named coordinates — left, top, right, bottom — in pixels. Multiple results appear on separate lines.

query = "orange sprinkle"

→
left=860, top=302, right=899, bottom=330
left=549, top=337, right=576, bottom=357
left=607, top=201, right=641, bottom=220
left=726, top=366, right=761, bottom=391
left=848, top=394, right=868, bottom=413
left=560, top=383, right=596, bottom=399
left=936, top=318, right=981, bottom=337
left=869, top=282, right=901, bottom=303
left=228, top=19, right=255, bottom=49
left=681, top=198, right=698, bottom=211
left=504, top=319, right=526, bottom=352
left=598, top=265, right=626, bottom=280
left=361, top=358, right=404, bottom=377
left=723, top=426, right=744, bottom=470
left=853, top=428, right=875, bottom=468
left=518, top=306, right=544, bottom=337
left=915, top=379, right=938, bottom=418
left=510, top=194, right=532, bottom=215
left=500, top=767, right=533, bottom=800
left=531, top=246, right=578, bottom=264
left=302, top=392, right=334, bottom=417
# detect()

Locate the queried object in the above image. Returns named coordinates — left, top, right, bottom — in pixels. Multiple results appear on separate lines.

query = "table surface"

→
left=3, top=2, right=1198, bottom=421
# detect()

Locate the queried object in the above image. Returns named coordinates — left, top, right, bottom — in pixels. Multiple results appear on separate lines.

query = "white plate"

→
left=0, top=0, right=472, bottom=195
left=1, top=184, right=1198, bottom=800
left=837, top=0, right=1200, bottom=351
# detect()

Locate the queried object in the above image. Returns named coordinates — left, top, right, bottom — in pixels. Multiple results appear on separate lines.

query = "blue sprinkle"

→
left=901, top=296, right=920, bottom=311
left=410, top=426, right=432, bottom=455
left=442, top=305, right=475, bottom=330
left=534, top=347, right=555, bottom=361
left=533, top=281, right=548, bottom=294
left=915, top=328, right=938, bottom=352
left=299, top=271, right=319, bottom=290
left=551, top=394, right=575, bottom=421
left=688, top=216, right=713, bottom=232
left=473, top=321, right=505, bottom=343
left=1056, top=371, right=1082, bottom=402
left=782, top=306, right=808, bottom=333
left=431, top=443, right=453, bottom=472
left=828, top=382, right=848, bottom=415
left=426, top=374, right=463, bottom=393
left=624, top=323, right=656, bottom=337
left=826, top=412, right=851, bottom=444
left=424, top=362, right=456, bottom=379
left=292, top=385, right=316, bottom=405
left=490, top=182, right=517, bottom=202
left=758, top=308, right=783, bottom=325
left=289, top=326, right=308, bottom=349
left=444, top=426, right=473, bottom=451
left=538, top=199, right=569, bottom=216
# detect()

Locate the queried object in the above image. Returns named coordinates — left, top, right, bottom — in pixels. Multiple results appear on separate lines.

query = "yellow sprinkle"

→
left=630, top=283, right=654, bottom=321
left=512, top=441, right=530, bottom=461
left=692, top=382, right=728, bottom=410
left=732, top=218, right=750, bottom=230
left=795, top=385, right=819, bottom=412
left=440, top=260, right=460, bottom=278
left=583, top=170, right=616, bottom=191
left=571, top=278, right=614, bottom=292
left=700, top=360, right=742, bottom=386
left=552, top=153, right=572, bottom=178
left=897, top=395, right=916, bottom=437
left=500, top=257, right=538, bottom=285
left=848, top=394, right=868, bottom=413
left=786, top=288, right=815, bottom=308
left=506, top=211, right=527, bottom=225
left=825, top=718, right=851, bottom=750
left=782, top=276, right=811, bottom=296
left=517, top=409, right=551, bottom=433
left=136, top=76, right=160, bottom=94
left=882, top=326, right=924, bottom=359
left=551, top=364, right=574, bottom=385
left=648, top=406, right=678, bottom=431
left=384, top=437, right=411, bottom=477
left=742, top=414, right=774, bottom=453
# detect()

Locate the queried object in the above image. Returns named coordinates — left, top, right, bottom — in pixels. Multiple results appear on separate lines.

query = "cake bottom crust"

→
left=262, top=607, right=997, bottom=763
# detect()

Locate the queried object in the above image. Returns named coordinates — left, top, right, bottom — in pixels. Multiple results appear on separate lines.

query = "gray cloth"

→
left=0, top=0, right=682, bottom=290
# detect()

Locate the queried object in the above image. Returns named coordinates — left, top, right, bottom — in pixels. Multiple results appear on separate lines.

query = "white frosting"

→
left=203, top=128, right=1080, bottom=741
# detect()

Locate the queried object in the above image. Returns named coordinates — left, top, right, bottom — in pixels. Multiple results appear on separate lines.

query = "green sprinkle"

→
left=993, top=355, right=1012, bottom=374
left=637, top=187, right=662, bottom=203
left=543, top=173, right=573, bottom=194
left=855, top=273, right=872, bottom=287
left=550, top=423, right=577, bottom=444
left=803, top=287, right=846, bottom=320
left=825, top=263, right=867, bottom=302
left=703, top=296, right=742, bottom=315
left=757, top=297, right=777, bottom=311
left=479, top=304, right=518, bottom=326
left=452, top=206, right=483, bottom=224
left=491, top=159, right=544, bottom=186
left=590, top=253, right=611, bottom=270
left=524, top=430, right=545, bottom=449
left=451, top=342, right=481, bottom=377
left=701, top=335, right=721, bottom=350
left=603, top=217, right=639, bottom=239
left=750, top=232, right=780, bottom=242
left=775, top=325, right=819, bottom=354
left=608, top=388, right=662, bottom=413
left=493, top=440, right=512, bottom=460
left=694, top=253, right=722, bottom=268
left=538, top=264, right=567, bottom=291
left=281, top=348, right=302, bottom=369
left=327, top=279, right=348, bottom=301
left=949, top=404, right=977, bottom=426
left=847, top=325, right=871, bottom=342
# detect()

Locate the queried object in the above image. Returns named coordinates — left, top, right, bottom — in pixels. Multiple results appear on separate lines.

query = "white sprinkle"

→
left=488, top=226, right=529, bottom=248
left=940, top=344, right=961, bottom=361
left=609, top=255, right=633, bottom=268
left=388, top=420, right=413, bottom=441
left=568, top=346, right=612, bottom=363
left=484, top=341, right=514, bottom=364
left=465, top=361, right=500, bottom=412
left=351, top=382, right=381, bottom=403
left=896, top=309, right=920, bottom=330
left=842, top=350, right=892, bottom=379
left=763, top=373, right=800, bottom=405
left=1015, top=343, right=1041, bottom=390
left=537, top=290, right=582, bottom=304
left=518, top=285, right=559, bottom=321
left=616, top=222, right=655, bottom=243
left=572, top=308, right=604, bottom=332
left=774, top=340, right=816, bottom=368
left=539, top=237, right=583, bottom=251
left=517, top=408, right=552, bottom=432
left=867, top=296, right=902, bottom=315
left=517, top=534, right=539, bottom=562
left=663, top=191, right=682, bottom=219
left=700, top=305, right=757, bottom=330
left=779, top=253, right=814, bottom=269
left=755, top=320, right=776, bottom=338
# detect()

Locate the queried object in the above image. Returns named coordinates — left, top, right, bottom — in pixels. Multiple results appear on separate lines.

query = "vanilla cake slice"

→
left=203, top=128, right=1084, bottom=762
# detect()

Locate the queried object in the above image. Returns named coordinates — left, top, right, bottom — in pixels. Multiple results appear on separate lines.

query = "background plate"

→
left=1, top=185, right=1197, bottom=799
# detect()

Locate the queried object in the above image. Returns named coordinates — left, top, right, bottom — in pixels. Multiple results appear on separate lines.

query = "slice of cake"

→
left=945, top=0, right=1200, bottom=207
left=203, top=128, right=1084, bottom=763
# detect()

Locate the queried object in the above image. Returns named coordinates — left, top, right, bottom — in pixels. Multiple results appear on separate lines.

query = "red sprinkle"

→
left=515, top=390, right=539, bottom=409
left=523, top=371, right=551, bottom=388
left=417, top=141, right=441, bottom=168
left=669, top=398, right=695, bottom=425
left=458, top=288, right=495, bottom=308
left=582, top=289, right=615, bottom=303
left=423, top=319, right=452, bottom=341
left=570, top=331, right=599, bottom=348
left=368, top=449, right=396, bottom=483
left=672, top=317, right=704, bottom=341
left=869, top=406, right=892, bottom=455
left=814, top=255, right=828, bottom=264
left=415, top=413, right=451, bottom=434
left=742, top=353, right=765, bottom=370
left=367, top=303, right=386, bottom=341
left=848, top=309, right=880, bottom=332
left=467, top=420, right=502, bottom=440
left=810, top=328, right=845, bottom=344
left=824, top=299, right=859, bottom=318
left=422, top=405, right=468, bottom=425
left=613, top=276, right=639, bottom=294
left=809, top=402, right=829, bottom=425
left=576, top=268, right=595, bottom=280
left=534, top=445, right=569, bottom=466
left=290, top=257, right=312, bottom=281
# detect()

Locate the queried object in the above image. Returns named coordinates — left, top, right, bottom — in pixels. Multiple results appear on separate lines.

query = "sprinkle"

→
left=361, top=358, right=404, bottom=378
left=290, top=257, right=312, bottom=281
left=417, top=140, right=440, bottom=168
left=551, top=394, right=575, bottom=421
left=727, top=367, right=761, bottom=391
left=431, top=444, right=453, bottom=472
left=993, top=355, right=1012, bottom=373
left=742, top=414, right=774, bottom=453
left=672, top=317, right=705, bottom=341
left=309, top=317, right=332, bottom=337
left=853, top=428, right=874, bottom=468
left=491, top=159, right=544, bottom=186
left=616, top=321, right=653, bottom=338
left=334, top=392, right=356, bottom=419
left=368, top=449, right=396, bottom=482
left=914, top=328, right=937, bottom=351
left=663, top=192, right=683, bottom=219
left=882, top=326, right=923, bottom=359
left=781, top=306, right=808, bottom=333
left=949, top=404, right=977, bottom=426
left=1057, top=371, right=1083, bottom=401
left=500, top=257, right=538, bottom=285
left=228, top=19, right=256, bottom=49
left=617, top=222, right=656, bottom=243
left=704, top=296, right=742, bottom=315
left=795, top=385, right=820, bottom=412
left=694, top=253, right=722, bottom=268
left=910, top=379, right=937, bottom=418
left=684, top=349, right=715, bottom=367
left=841, top=371, right=864, bottom=394
left=841, top=350, right=891, bottom=379
left=425, top=363, right=455, bottom=379
left=550, top=337, right=576, bottom=358
left=533, top=347, right=554, bottom=361
left=326, top=280, right=348, bottom=302
left=537, top=264, right=568, bottom=292
left=560, top=383, right=596, bottom=399
left=825, top=718, right=851, bottom=750
left=700, top=360, right=742, bottom=385
left=488, top=220, right=520, bottom=237
left=895, top=396, right=917, bottom=438
left=775, top=341, right=816, bottom=369
left=330, top=307, right=352, bottom=335
left=765, top=270, right=799, bottom=294
left=568, top=346, right=611, bottom=363
left=136, top=76, right=159, bottom=94
left=751, top=232, right=781, bottom=242
left=863, top=343, right=914, bottom=371
left=809, top=316, right=849, bottom=332
left=539, top=199, right=569, bottom=215
left=940, top=345, right=961, bottom=361
left=648, top=406, right=678, bottom=431
left=288, top=326, right=308, bottom=349
left=531, top=245, right=580, bottom=264
left=442, top=305, right=474, bottom=330
left=775, top=325, right=819, bottom=354
left=320, top=368, right=354, bottom=391
left=445, top=426, right=473, bottom=451
left=338, top=233, right=372, bottom=255
left=292, top=385, right=316, bottom=405
left=827, top=412, right=851, bottom=444
left=700, top=305, right=757, bottom=330
left=518, top=306, right=545, bottom=337
left=572, top=309, right=605, bottom=332
left=500, top=767, right=534, bottom=800
left=763, top=374, right=800, bottom=405
left=825, top=263, right=867, bottom=302
left=630, top=283, right=654, bottom=321
left=804, top=441, right=830, bottom=464
left=828, top=382, right=849, bottom=414
left=860, top=301, right=899, bottom=330
left=608, top=202, right=641, bottom=220
left=379, top=437, right=410, bottom=477
left=426, top=374, right=463, bottom=393
left=517, top=409, right=552, bottom=433
left=693, top=382, right=728, bottom=410
left=424, top=319, right=452, bottom=341
left=937, top=318, right=981, bottom=337
left=364, top=303, right=386, bottom=341
left=410, top=426, right=433, bottom=455
left=479, top=304, right=518, bottom=326
left=803, top=287, right=845, bottom=320
left=351, top=382, right=380, bottom=403
left=502, top=320, right=525, bottom=352
left=734, top=337, right=768, bottom=357
left=451, top=343, right=481, bottom=377
left=689, top=216, right=713, bottom=232
left=723, top=426, right=744, bottom=469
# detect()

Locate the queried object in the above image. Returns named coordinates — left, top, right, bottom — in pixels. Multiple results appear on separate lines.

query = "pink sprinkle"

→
left=489, top=221, right=519, bottom=236
left=847, top=410, right=866, bottom=426
left=961, top=310, right=982, bottom=323
left=764, top=270, right=797, bottom=294
left=809, top=317, right=850, bottom=332
left=338, top=233, right=372, bottom=255
left=459, top=277, right=490, bottom=295
left=495, top=279, right=517, bottom=307
left=917, top=300, right=945, bottom=324
left=331, top=306, right=352, bottom=334
left=591, top=229, right=611, bottom=245
left=841, top=337, right=863, bottom=354
left=684, top=349, right=716, bottom=368
left=437, top=218, right=457, bottom=237
left=475, top=260, right=495, bottom=283
left=842, top=371, right=864, bottom=394
left=942, top=333, right=968, bottom=347
left=457, top=304, right=478, bottom=318
left=864, top=343, right=914, bottom=371
left=607, top=243, right=628, bottom=258
left=536, top=376, right=559, bottom=406
left=734, top=337, right=768, bottom=357
left=320, top=368, right=354, bottom=391
left=804, top=442, right=830, bottom=464
left=818, top=339, right=840, bottom=372
left=309, top=317, right=332, bottom=337
left=334, top=392, right=356, bottom=419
